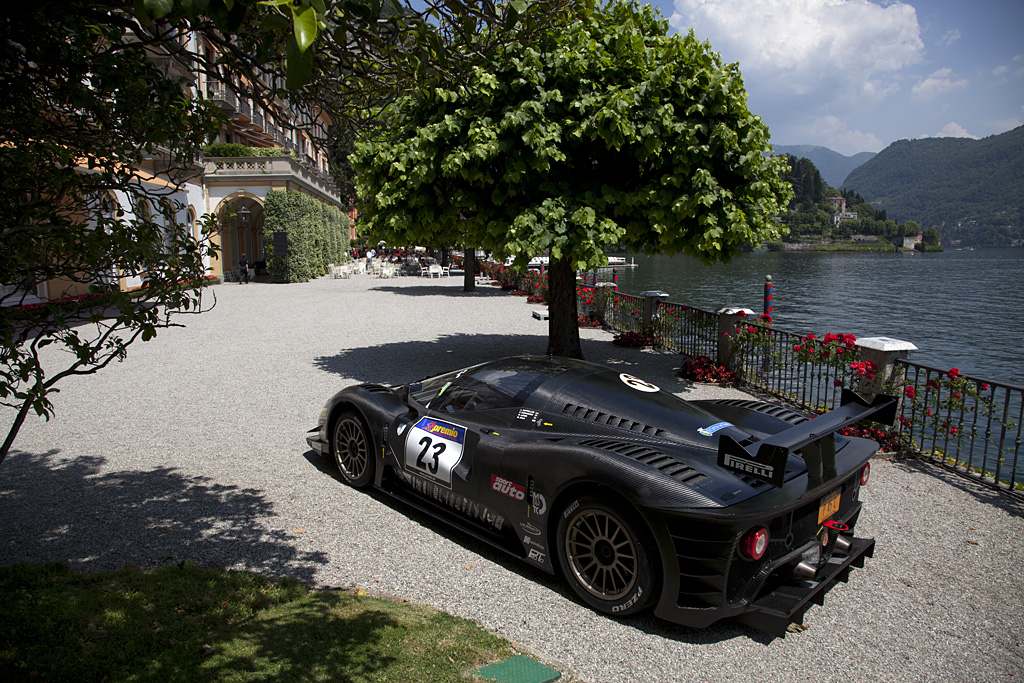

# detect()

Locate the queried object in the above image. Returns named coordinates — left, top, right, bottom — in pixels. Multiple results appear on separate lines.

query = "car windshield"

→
left=413, top=359, right=566, bottom=413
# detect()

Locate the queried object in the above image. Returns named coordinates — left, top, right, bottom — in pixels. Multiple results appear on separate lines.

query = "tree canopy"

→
left=352, top=0, right=791, bottom=357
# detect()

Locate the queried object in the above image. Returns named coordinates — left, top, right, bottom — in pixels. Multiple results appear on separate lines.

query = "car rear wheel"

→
left=556, top=496, right=659, bottom=617
left=332, top=411, right=375, bottom=488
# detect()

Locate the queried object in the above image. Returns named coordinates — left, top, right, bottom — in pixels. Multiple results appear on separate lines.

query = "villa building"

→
left=3, top=28, right=348, bottom=306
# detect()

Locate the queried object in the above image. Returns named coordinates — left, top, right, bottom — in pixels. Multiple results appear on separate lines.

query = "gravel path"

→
left=2, top=273, right=1021, bottom=682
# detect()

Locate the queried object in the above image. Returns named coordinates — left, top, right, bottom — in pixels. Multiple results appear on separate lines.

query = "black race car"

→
left=307, top=356, right=895, bottom=636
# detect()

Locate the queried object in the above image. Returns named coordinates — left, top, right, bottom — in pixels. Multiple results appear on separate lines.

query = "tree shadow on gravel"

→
left=886, top=456, right=1024, bottom=519
left=302, top=443, right=758, bottom=646
left=313, top=333, right=689, bottom=390
left=0, top=449, right=328, bottom=581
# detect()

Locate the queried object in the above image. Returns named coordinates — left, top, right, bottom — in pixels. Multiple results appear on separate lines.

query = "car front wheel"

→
left=331, top=411, right=375, bottom=488
left=556, top=496, right=659, bottom=617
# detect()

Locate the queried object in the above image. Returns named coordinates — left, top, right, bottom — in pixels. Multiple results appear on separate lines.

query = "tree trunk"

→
left=463, top=247, right=476, bottom=292
left=546, top=255, right=583, bottom=359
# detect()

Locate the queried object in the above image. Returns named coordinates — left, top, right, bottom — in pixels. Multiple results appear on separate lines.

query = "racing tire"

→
left=555, top=495, right=659, bottom=617
left=331, top=410, right=375, bottom=489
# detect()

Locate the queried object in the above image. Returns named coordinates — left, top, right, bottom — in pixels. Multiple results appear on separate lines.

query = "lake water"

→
left=607, top=249, right=1024, bottom=385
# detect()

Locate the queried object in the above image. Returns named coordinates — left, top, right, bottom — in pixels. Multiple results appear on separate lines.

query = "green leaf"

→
left=285, top=36, right=314, bottom=89
left=291, top=4, right=318, bottom=53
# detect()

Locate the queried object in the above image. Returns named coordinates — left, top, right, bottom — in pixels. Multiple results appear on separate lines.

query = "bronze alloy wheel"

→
left=332, top=411, right=374, bottom=488
left=564, top=505, right=640, bottom=601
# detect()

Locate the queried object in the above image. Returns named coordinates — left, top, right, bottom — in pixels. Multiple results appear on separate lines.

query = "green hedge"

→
left=203, top=143, right=294, bottom=158
left=263, top=191, right=350, bottom=283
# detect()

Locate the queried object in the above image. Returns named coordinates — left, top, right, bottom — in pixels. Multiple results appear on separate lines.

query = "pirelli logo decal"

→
left=717, top=434, right=787, bottom=487
left=722, top=453, right=775, bottom=479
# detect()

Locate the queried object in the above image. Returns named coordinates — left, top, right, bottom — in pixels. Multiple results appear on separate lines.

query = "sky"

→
left=645, top=0, right=1024, bottom=156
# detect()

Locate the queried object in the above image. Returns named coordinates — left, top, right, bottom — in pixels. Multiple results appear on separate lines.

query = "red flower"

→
left=904, top=386, right=916, bottom=399
left=834, top=379, right=843, bottom=387
left=947, top=368, right=960, bottom=380
left=980, top=383, right=990, bottom=391
left=746, top=326, right=756, bottom=333
left=793, top=345, right=801, bottom=352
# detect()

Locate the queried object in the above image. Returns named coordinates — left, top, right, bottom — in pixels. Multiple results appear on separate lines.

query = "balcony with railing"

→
left=203, top=155, right=341, bottom=206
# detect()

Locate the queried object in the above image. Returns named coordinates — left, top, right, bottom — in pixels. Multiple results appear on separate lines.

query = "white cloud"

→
left=928, top=122, right=978, bottom=139
left=669, top=0, right=924, bottom=97
left=938, top=29, right=961, bottom=48
left=992, top=55, right=1024, bottom=79
left=911, top=68, right=969, bottom=100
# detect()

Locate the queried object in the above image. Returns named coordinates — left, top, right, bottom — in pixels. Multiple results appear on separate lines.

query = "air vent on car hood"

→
left=563, top=403, right=665, bottom=437
left=579, top=439, right=708, bottom=485
left=361, top=384, right=394, bottom=394
left=708, top=399, right=810, bottom=425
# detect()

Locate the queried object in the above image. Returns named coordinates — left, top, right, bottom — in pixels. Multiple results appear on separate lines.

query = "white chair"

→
left=428, top=264, right=442, bottom=278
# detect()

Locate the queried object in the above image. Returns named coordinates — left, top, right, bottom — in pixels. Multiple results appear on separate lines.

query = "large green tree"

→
left=353, top=0, right=791, bottom=358
left=0, top=0, right=536, bottom=468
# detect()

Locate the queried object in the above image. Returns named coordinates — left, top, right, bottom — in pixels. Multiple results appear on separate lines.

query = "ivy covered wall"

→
left=263, top=191, right=349, bottom=283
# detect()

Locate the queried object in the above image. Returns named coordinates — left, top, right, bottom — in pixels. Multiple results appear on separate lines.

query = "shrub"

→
left=263, top=191, right=349, bottom=283
left=203, top=142, right=293, bottom=158
left=678, top=356, right=736, bottom=384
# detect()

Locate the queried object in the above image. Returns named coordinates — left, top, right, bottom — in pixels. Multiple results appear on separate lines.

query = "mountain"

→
left=841, top=126, right=1024, bottom=243
left=772, top=145, right=876, bottom=188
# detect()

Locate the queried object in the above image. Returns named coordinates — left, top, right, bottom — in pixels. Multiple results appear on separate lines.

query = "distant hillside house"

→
left=895, top=233, right=923, bottom=249
left=827, top=196, right=847, bottom=212
left=834, top=211, right=858, bottom=225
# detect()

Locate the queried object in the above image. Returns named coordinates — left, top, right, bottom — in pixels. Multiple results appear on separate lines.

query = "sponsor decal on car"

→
left=520, top=521, right=542, bottom=536
left=619, top=373, right=659, bottom=393
left=491, top=474, right=526, bottom=500
left=403, top=416, right=467, bottom=487
left=698, top=421, right=733, bottom=436
left=527, top=477, right=548, bottom=516
left=563, top=500, right=580, bottom=519
left=722, top=453, right=775, bottom=479
left=528, top=548, right=546, bottom=565
left=523, top=535, right=545, bottom=550
left=398, top=470, right=505, bottom=531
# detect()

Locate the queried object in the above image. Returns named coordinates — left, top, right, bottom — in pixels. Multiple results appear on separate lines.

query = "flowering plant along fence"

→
left=896, top=362, right=1022, bottom=495
left=583, top=288, right=1023, bottom=496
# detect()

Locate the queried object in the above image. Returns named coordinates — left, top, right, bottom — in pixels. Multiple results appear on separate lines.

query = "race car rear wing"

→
left=716, top=390, right=897, bottom=487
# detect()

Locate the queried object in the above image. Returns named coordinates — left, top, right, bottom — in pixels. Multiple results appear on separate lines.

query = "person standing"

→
left=239, top=252, right=249, bottom=284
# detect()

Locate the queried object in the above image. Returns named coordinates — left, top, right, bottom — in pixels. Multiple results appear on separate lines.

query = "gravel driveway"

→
left=2, top=273, right=1021, bottom=682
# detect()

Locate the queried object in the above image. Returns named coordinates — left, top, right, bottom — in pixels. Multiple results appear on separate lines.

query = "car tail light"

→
left=860, top=462, right=871, bottom=486
left=741, top=527, right=769, bottom=560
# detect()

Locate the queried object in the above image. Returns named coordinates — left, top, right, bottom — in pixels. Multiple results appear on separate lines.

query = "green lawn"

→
left=0, top=562, right=516, bottom=682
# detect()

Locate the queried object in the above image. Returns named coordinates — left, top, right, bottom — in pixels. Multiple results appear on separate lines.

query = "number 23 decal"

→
left=404, top=417, right=466, bottom=486
left=415, top=436, right=445, bottom=474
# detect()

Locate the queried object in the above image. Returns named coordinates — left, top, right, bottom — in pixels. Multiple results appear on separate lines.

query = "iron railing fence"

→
left=655, top=301, right=718, bottom=359
left=582, top=282, right=1022, bottom=497
left=727, top=323, right=853, bottom=413
left=604, top=291, right=644, bottom=335
left=896, top=360, right=1023, bottom=495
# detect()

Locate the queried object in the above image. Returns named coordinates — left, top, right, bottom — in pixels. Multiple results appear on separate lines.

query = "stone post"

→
left=717, top=307, right=755, bottom=369
left=640, top=290, right=670, bottom=332
left=855, top=337, right=918, bottom=398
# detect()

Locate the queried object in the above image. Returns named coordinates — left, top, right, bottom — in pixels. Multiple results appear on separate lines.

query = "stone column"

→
left=640, top=290, right=670, bottom=332
left=717, top=307, right=755, bottom=369
left=855, top=337, right=919, bottom=397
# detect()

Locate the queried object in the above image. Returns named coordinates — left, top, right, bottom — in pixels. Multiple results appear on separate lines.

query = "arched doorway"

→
left=219, top=196, right=265, bottom=281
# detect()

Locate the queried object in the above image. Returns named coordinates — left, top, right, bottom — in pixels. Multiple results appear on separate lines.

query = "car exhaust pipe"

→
left=833, top=535, right=852, bottom=556
left=792, top=560, right=818, bottom=580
